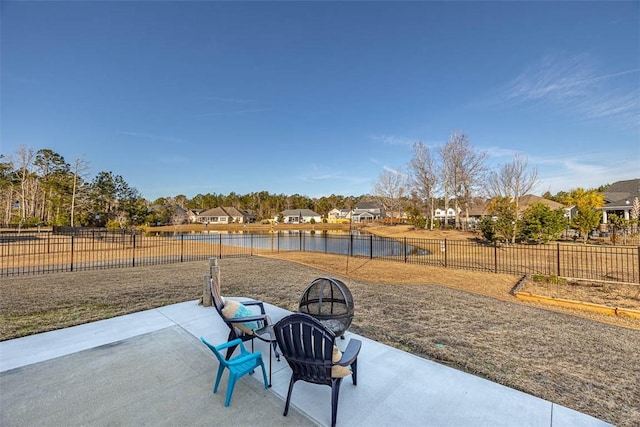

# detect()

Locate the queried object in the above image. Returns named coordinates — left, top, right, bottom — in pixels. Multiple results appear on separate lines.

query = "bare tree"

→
left=70, top=157, right=90, bottom=227
left=631, top=196, right=640, bottom=234
left=0, top=154, right=16, bottom=226
left=373, top=167, right=407, bottom=221
left=409, top=141, right=439, bottom=229
left=439, top=133, right=487, bottom=229
left=486, top=154, right=539, bottom=242
left=14, top=146, right=36, bottom=222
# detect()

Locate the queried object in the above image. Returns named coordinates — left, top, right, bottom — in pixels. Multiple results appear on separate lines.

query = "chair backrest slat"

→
left=274, top=313, right=337, bottom=386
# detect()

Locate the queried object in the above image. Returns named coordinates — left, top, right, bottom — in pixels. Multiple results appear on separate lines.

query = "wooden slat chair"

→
left=208, top=274, right=275, bottom=360
left=273, top=313, right=362, bottom=427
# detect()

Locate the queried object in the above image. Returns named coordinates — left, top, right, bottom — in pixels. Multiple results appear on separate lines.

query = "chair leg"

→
left=225, top=373, right=237, bottom=407
left=283, top=376, right=296, bottom=416
left=258, top=359, right=269, bottom=389
left=331, top=379, right=343, bottom=427
left=214, top=365, right=225, bottom=394
left=351, top=359, right=358, bottom=386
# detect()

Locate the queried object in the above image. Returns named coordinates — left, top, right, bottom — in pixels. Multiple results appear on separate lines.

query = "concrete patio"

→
left=1, top=299, right=612, bottom=427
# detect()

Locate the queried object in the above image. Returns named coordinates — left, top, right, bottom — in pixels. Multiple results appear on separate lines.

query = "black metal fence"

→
left=1, top=230, right=639, bottom=284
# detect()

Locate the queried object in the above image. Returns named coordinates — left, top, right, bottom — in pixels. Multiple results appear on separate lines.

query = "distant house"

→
left=241, top=209, right=257, bottom=223
left=186, top=209, right=204, bottom=223
left=517, top=195, right=564, bottom=212
left=600, top=178, right=640, bottom=225
left=434, top=207, right=458, bottom=220
left=467, top=199, right=491, bottom=218
left=327, top=208, right=351, bottom=222
left=351, top=211, right=375, bottom=223
left=465, top=195, right=566, bottom=224
left=197, top=207, right=231, bottom=224
left=355, top=201, right=385, bottom=219
left=278, top=209, right=322, bottom=224
left=195, top=206, right=255, bottom=224
left=223, top=207, right=247, bottom=224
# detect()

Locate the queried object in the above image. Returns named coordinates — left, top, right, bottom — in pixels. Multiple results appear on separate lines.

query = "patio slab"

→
left=0, top=300, right=613, bottom=427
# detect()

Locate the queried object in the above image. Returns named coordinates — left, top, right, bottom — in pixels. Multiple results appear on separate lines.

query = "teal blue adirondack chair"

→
left=200, top=337, right=269, bottom=407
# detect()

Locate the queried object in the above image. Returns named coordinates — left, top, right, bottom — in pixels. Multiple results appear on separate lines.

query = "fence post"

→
left=404, top=237, right=407, bottom=263
left=494, top=240, right=498, bottom=273
left=557, top=243, right=561, bottom=277
left=350, top=233, right=353, bottom=257
left=70, top=235, right=74, bottom=272
left=444, top=239, right=448, bottom=268
left=324, top=231, right=328, bottom=254
left=180, top=234, right=184, bottom=263
left=370, top=235, right=373, bottom=260
left=132, top=234, right=136, bottom=268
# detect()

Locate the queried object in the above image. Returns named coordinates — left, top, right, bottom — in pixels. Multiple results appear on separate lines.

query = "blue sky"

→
left=2, top=1, right=639, bottom=201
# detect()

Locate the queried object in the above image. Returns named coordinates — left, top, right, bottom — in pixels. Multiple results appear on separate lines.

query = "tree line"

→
left=369, top=132, right=638, bottom=243
left=3, top=141, right=630, bottom=245
left=0, top=146, right=366, bottom=228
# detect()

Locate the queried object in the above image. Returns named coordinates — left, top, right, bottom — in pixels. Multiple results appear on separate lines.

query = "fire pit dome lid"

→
left=298, top=277, right=354, bottom=337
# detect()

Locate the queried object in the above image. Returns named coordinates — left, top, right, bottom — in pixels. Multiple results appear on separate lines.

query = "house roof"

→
left=517, top=195, right=564, bottom=211
left=281, top=209, right=321, bottom=217
left=467, top=195, right=564, bottom=217
left=222, top=207, right=244, bottom=217
left=198, top=207, right=229, bottom=217
left=356, top=201, right=383, bottom=210
left=602, top=178, right=640, bottom=205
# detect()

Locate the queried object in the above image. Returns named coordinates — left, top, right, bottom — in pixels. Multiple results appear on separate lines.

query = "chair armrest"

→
left=240, top=300, right=266, bottom=314
left=336, top=339, right=361, bottom=366
left=214, top=338, right=243, bottom=351
left=224, top=314, right=267, bottom=324
left=228, top=351, right=261, bottom=366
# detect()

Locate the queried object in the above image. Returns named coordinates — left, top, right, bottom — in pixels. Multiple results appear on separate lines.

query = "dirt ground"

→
left=2, top=253, right=639, bottom=426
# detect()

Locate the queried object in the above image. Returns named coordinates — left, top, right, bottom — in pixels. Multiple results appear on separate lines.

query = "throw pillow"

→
left=331, top=345, right=352, bottom=378
left=221, top=299, right=258, bottom=335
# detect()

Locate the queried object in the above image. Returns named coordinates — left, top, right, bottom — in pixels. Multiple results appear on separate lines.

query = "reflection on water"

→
left=178, top=231, right=430, bottom=257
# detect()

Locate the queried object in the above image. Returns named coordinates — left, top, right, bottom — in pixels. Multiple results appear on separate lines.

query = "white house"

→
left=351, top=211, right=375, bottom=223
left=434, top=207, right=458, bottom=220
left=277, top=209, right=322, bottom=224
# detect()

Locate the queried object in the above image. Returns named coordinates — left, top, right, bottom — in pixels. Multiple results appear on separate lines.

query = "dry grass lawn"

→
left=2, top=225, right=639, bottom=426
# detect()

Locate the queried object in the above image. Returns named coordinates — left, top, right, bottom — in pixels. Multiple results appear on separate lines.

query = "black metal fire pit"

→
left=298, top=277, right=354, bottom=338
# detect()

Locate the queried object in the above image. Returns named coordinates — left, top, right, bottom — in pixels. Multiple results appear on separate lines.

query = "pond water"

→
left=178, top=230, right=430, bottom=257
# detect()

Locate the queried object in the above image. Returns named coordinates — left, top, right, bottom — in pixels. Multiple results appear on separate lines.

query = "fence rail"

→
left=1, top=231, right=638, bottom=284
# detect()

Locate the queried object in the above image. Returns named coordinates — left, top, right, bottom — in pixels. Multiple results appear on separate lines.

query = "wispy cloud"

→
left=382, top=165, right=404, bottom=175
left=481, top=146, right=521, bottom=160
left=370, top=134, right=415, bottom=147
left=498, top=54, right=640, bottom=128
left=527, top=151, right=639, bottom=193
